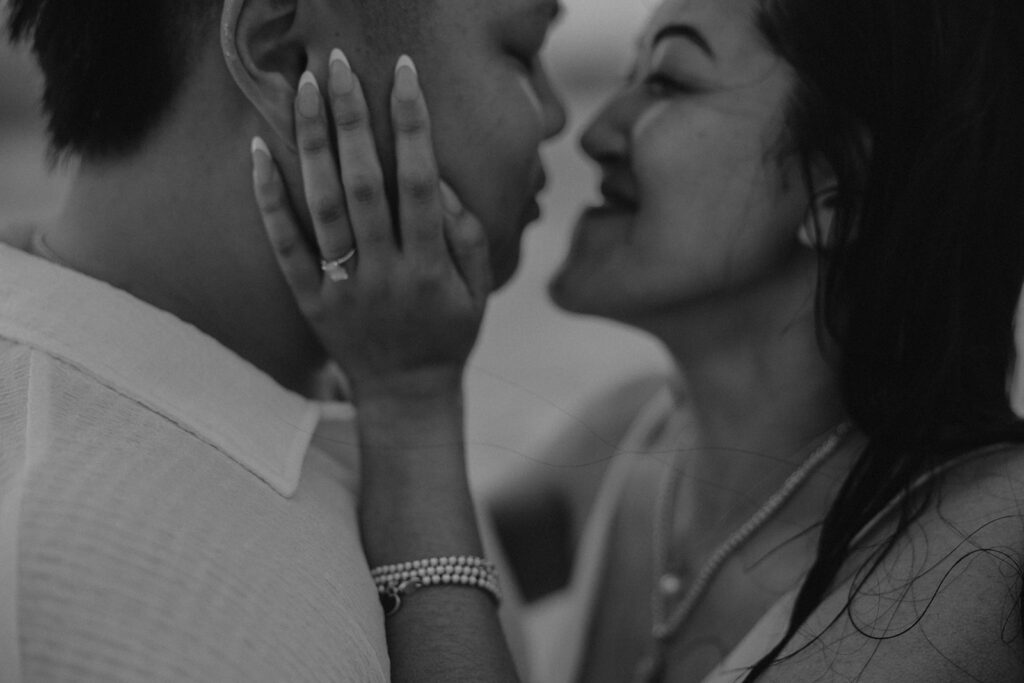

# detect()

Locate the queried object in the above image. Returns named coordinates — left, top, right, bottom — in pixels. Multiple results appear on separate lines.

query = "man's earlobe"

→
left=222, top=0, right=302, bottom=151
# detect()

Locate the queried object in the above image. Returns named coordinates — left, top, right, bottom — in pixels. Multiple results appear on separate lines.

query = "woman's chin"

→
left=547, top=268, right=593, bottom=315
left=565, top=204, right=632, bottom=262
left=547, top=207, right=634, bottom=315
left=547, top=257, right=618, bottom=317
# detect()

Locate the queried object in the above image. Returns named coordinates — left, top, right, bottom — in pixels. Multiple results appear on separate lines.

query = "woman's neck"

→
left=647, top=274, right=850, bottom=527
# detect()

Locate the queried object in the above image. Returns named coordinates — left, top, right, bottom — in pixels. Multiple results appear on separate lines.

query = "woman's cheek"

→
left=631, top=103, right=691, bottom=217
left=633, top=100, right=672, bottom=142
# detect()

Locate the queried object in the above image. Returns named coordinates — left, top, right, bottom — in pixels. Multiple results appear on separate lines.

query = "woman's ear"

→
left=797, top=186, right=838, bottom=251
left=221, top=0, right=303, bottom=151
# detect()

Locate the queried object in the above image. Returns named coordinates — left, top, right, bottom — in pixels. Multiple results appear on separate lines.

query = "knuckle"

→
left=311, top=195, right=345, bottom=224
left=333, top=106, right=365, bottom=133
left=349, top=176, right=382, bottom=206
left=393, top=109, right=428, bottom=136
left=299, top=134, right=331, bottom=155
left=269, top=233, right=301, bottom=257
left=400, top=171, right=437, bottom=204
left=362, top=229, right=392, bottom=248
left=256, top=191, right=286, bottom=215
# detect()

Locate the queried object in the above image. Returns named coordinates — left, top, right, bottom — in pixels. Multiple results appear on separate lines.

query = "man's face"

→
left=356, top=0, right=568, bottom=287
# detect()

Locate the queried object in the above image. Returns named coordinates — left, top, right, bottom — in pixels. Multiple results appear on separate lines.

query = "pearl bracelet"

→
left=370, top=555, right=502, bottom=616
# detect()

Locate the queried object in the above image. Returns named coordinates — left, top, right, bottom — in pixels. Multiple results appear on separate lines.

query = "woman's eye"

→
left=643, top=73, right=690, bottom=97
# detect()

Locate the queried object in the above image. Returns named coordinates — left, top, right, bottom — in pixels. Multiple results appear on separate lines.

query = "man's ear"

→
left=222, top=0, right=303, bottom=151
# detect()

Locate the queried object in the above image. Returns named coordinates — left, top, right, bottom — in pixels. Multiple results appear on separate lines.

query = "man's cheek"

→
left=515, top=73, right=545, bottom=130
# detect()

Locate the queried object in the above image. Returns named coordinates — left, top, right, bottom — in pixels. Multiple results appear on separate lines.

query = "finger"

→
left=294, top=70, right=355, bottom=265
left=441, top=182, right=493, bottom=305
left=328, top=48, right=396, bottom=267
left=251, top=137, right=325, bottom=320
left=391, top=55, right=447, bottom=267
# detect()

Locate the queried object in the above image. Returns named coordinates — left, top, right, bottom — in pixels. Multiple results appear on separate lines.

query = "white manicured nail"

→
left=396, top=54, right=417, bottom=75
left=330, top=48, right=350, bottom=68
left=251, top=136, right=270, bottom=156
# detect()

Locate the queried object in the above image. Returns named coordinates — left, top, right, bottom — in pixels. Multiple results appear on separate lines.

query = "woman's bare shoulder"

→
left=760, top=445, right=1024, bottom=682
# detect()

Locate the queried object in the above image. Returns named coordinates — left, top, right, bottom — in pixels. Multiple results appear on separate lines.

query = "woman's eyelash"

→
left=643, top=73, right=691, bottom=96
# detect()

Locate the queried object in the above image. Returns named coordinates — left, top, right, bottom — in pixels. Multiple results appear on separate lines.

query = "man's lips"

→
left=525, top=198, right=541, bottom=222
left=523, top=170, right=548, bottom=222
left=535, top=169, right=549, bottom=197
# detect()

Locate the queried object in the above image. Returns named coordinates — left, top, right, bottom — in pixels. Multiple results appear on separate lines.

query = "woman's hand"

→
left=251, top=50, right=493, bottom=403
left=251, top=52, right=520, bottom=682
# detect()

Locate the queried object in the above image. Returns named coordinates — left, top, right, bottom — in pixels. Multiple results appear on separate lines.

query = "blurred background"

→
left=0, top=0, right=669, bottom=492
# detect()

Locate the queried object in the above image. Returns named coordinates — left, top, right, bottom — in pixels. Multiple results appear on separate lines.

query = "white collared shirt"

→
left=0, top=243, right=388, bottom=682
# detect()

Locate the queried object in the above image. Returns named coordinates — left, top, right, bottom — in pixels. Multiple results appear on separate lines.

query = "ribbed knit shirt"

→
left=0, top=242, right=388, bottom=682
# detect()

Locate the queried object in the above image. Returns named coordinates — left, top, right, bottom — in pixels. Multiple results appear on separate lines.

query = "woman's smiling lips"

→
left=573, top=177, right=638, bottom=244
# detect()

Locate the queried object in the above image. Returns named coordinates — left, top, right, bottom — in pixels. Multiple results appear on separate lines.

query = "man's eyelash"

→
left=510, top=50, right=538, bottom=73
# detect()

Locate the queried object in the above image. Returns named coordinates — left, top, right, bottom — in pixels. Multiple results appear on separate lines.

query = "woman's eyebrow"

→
left=651, top=24, right=716, bottom=60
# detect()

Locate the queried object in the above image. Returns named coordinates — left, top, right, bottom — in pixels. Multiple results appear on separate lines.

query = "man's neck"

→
left=39, top=128, right=326, bottom=397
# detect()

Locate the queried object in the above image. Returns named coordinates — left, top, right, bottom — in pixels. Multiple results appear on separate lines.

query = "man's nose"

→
left=536, top=72, right=568, bottom=140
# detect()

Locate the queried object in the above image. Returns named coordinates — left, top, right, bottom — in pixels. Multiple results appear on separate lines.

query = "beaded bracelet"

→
left=370, top=555, right=502, bottom=616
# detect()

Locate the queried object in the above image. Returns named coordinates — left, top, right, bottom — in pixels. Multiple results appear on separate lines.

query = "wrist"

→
left=355, top=387, right=465, bottom=458
left=350, top=367, right=464, bottom=406
left=356, top=383, right=463, bottom=423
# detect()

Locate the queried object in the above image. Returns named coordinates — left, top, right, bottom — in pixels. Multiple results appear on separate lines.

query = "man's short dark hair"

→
left=7, top=0, right=433, bottom=162
left=7, top=0, right=218, bottom=160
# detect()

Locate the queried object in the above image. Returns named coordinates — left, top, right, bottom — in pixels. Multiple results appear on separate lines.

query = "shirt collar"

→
left=0, top=242, right=340, bottom=498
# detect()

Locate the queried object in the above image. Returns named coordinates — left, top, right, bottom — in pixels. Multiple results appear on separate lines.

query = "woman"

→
left=251, top=0, right=1024, bottom=680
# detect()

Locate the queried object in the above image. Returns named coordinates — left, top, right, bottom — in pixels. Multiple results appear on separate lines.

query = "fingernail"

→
left=330, top=48, right=355, bottom=94
left=251, top=136, right=272, bottom=184
left=297, top=71, right=320, bottom=118
left=331, top=48, right=351, bottom=69
left=393, top=54, right=419, bottom=102
left=440, top=182, right=463, bottom=214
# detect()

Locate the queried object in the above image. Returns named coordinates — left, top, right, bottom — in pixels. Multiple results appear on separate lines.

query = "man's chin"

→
left=488, top=242, right=523, bottom=292
left=490, top=259, right=520, bottom=292
left=485, top=207, right=538, bottom=291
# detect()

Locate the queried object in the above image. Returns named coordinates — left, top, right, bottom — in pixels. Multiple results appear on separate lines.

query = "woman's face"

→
left=549, top=0, right=813, bottom=322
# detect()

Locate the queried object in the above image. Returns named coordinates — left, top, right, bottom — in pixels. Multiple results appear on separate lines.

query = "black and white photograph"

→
left=1, top=0, right=1023, bottom=680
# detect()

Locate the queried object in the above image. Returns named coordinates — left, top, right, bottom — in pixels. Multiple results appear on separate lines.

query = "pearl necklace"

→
left=632, top=422, right=851, bottom=683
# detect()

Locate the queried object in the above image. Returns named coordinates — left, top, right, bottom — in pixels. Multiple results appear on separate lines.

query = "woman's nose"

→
left=579, top=91, right=630, bottom=165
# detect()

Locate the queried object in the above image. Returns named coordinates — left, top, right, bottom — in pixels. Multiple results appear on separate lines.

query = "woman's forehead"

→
left=645, top=0, right=757, bottom=34
left=639, top=0, right=763, bottom=60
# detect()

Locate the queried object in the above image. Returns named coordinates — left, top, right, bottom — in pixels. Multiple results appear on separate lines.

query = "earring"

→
left=797, top=188, right=838, bottom=250
left=797, top=218, right=820, bottom=249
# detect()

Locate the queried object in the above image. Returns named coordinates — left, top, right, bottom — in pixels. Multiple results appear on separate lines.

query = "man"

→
left=0, top=0, right=565, bottom=679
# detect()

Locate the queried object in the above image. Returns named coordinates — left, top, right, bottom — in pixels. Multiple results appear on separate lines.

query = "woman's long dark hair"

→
left=745, top=1, right=1024, bottom=678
